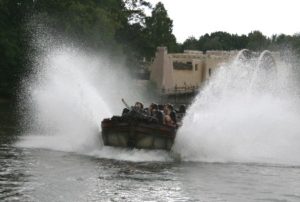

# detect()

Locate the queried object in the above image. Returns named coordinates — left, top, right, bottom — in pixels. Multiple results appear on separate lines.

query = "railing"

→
left=159, top=85, right=199, bottom=105
left=161, top=85, right=199, bottom=95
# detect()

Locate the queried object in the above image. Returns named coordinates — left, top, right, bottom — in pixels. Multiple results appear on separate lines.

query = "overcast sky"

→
left=147, top=0, right=300, bottom=43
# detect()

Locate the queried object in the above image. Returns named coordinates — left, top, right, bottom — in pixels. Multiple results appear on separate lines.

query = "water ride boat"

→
left=101, top=99, right=184, bottom=151
left=101, top=116, right=176, bottom=151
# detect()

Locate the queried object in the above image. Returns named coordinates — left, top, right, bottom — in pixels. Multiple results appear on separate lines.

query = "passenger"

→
left=134, top=102, right=144, bottom=112
left=122, top=108, right=130, bottom=116
left=132, top=102, right=146, bottom=120
left=175, top=104, right=186, bottom=120
left=163, top=106, right=175, bottom=126
left=157, top=104, right=165, bottom=123
left=163, top=104, right=169, bottom=115
left=147, top=103, right=156, bottom=116
left=122, top=101, right=144, bottom=119
left=167, top=104, right=177, bottom=124
left=158, top=104, right=164, bottom=111
left=179, top=104, right=186, bottom=114
left=121, top=99, right=143, bottom=115
left=150, top=103, right=164, bottom=124
left=164, top=114, right=174, bottom=126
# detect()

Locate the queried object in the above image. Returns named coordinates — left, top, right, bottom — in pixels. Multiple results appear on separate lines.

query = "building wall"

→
left=172, top=59, right=203, bottom=88
left=150, top=47, right=237, bottom=94
left=149, top=47, right=165, bottom=89
left=149, top=47, right=280, bottom=96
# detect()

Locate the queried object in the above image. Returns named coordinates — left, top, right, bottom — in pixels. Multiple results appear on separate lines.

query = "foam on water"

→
left=173, top=58, right=300, bottom=165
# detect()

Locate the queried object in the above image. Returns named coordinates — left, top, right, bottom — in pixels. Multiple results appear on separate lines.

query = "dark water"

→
left=1, top=104, right=300, bottom=202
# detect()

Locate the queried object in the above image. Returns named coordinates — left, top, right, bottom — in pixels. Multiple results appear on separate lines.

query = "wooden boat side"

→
left=101, top=118, right=176, bottom=150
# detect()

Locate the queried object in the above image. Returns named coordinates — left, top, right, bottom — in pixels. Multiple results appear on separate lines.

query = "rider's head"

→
left=135, top=102, right=143, bottom=110
left=150, top=103, right=158, bottom=112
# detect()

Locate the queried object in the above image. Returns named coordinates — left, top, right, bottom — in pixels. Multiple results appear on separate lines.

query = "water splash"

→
left=19, top=47, right=112, bottom=152
left=174, top=57, right=300, bottom=165
left=17, top=37, right=170, bottom=161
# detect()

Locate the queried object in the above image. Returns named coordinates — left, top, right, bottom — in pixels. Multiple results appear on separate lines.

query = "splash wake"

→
left=17, top=43, right=170, bottom=162
left=174, top=56, right=300, bottom=165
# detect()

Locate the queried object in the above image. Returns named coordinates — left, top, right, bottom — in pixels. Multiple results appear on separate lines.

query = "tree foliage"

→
left=1, top=0, right=300, bottom=99
left=0, top=0, right=157, bottom=98
left=143, top=2, right=177, bottom=59
left=182, top=31, right=300, bottom=56
left=0, top=0, right=33, bottom=97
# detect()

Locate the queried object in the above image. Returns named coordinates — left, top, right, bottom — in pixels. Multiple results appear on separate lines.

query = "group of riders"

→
left=121, top=100, right=186, bottom=127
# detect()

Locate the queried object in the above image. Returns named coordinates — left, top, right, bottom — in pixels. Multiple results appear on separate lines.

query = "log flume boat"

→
left=101, top=100, right=184, bottom=151
left=101, top=116, right=176, bottom=151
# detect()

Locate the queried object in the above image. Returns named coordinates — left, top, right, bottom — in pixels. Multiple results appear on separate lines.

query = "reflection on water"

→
left=0, top=102, right=17, bottom=144
left=1, top=144, right=300, bottom=201
left=0, top=144, right=184, bottom=201
left=180, top=162, right=300, bottom=201
left=0, top=145, right=30, bottom=201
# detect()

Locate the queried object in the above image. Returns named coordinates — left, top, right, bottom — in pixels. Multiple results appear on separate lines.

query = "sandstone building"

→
left=149, top=47, right=238, bottom=94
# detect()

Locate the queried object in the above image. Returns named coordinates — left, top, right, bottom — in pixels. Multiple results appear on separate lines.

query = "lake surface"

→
left=1, top=103, right=300, bottom=202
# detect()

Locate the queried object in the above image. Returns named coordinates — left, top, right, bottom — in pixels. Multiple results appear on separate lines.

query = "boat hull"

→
left=101, top=118, right=176, bottom=151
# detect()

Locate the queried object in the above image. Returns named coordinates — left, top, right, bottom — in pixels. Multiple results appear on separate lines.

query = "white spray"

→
left=17, top=37, right=172, bottom=161
left=174, top=56, right=300, bottom=165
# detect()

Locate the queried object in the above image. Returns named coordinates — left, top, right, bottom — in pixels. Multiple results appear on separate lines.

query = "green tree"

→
left=235, top=34, right=248, bottom=50
left=114, top=0, right=151, bottom=68
left=182, top=36, right=198, bottom=50
left=196, top=32, right=249, bottom=51
left=0, top=0, right=33, bottom=98
left=247, top=31, right=270, bottom=51
left=144, top=2, right=178, bottom=59
left=0, top=0, right=151, bottom=98
left=32, top=0, right=121, bottom=51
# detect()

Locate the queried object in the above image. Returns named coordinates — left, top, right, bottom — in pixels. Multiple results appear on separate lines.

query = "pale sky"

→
left=147, top=0, right=300, bottom=43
